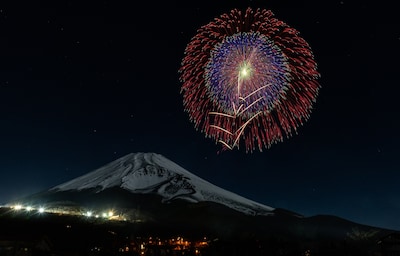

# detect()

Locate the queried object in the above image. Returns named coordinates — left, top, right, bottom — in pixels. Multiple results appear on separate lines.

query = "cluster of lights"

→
left=132, top=236, right=208, bottom=255
left=8, top=203, right=128, bottom=222
left=84, top=210, right=115, bottom=219
left=12, top=204, right=45, bottom=214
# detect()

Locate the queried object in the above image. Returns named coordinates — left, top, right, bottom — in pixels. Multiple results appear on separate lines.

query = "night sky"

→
left=1, top=0, right=399, bottom=230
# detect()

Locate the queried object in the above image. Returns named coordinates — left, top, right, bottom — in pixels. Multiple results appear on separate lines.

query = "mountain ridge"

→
left=6, top=152, right=397, bottom=254
left=50, top=152, right=276, bottom=216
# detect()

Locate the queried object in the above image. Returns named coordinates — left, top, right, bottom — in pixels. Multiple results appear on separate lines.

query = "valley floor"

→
left=0, top=207, right=398, bottom=256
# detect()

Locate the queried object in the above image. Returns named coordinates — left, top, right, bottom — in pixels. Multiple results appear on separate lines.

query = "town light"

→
left=38, top=207, right=45, bottom=213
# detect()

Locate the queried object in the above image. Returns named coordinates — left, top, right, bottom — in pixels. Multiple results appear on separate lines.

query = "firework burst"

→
left=180, top=8, right=320, bottom=153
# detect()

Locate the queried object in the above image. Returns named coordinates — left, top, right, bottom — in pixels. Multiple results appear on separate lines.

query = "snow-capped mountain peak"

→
left=51, top=152, right=275, bottom=216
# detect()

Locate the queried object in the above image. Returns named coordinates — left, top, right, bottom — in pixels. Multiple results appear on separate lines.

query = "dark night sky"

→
left=0, top=0, right=399, bottom=230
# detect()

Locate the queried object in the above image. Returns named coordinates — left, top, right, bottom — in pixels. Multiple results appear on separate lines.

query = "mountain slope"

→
left=7, top=152, right=396, bottom=254
left=50, top=152, right=275, bottom=216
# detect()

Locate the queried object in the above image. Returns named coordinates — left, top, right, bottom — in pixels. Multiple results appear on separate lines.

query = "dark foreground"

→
left=0, top=207, right=399, bottom=256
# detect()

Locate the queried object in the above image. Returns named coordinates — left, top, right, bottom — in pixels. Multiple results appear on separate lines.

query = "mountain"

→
left=4, top=152, right=397, bottom=255
left=49, top=152, right=275, bottom=216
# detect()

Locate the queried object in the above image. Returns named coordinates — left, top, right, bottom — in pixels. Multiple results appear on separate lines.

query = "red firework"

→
left=180, top=8, right=320, bottom=153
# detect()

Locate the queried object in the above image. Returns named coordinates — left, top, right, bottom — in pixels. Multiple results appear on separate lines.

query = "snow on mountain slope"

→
left=51, top=153, right=275, bottom=216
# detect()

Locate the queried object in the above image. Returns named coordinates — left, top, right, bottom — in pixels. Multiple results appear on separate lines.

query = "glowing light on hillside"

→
left=38, top=207, right=45, bottom=213
left=108, top=211, right=114, bottom=217
left=14, top=204, right=23, bottom=210
left=86, top=211, right=92, bottom=217
left=26, top=206, right=33, bottom=211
